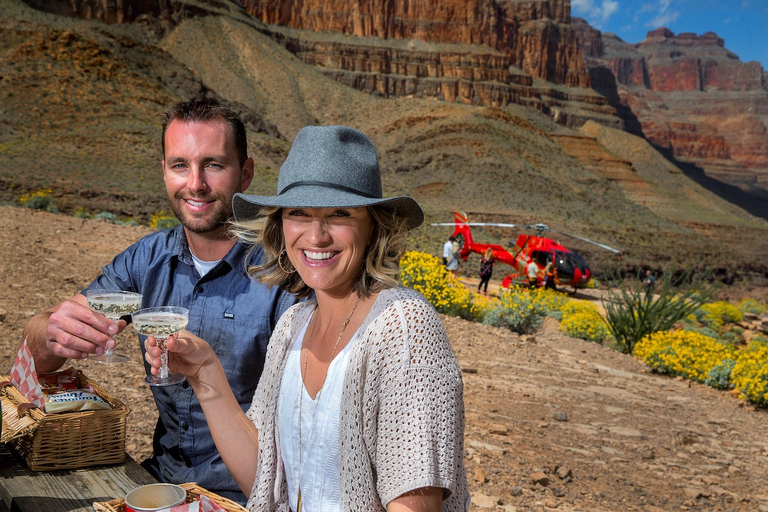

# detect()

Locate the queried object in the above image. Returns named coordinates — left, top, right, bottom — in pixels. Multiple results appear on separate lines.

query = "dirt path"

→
left=2, top=206, right=767, bottom=511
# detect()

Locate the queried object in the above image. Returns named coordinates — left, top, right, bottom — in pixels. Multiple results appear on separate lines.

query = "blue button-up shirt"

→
left=84, top=225, right=298, bottom=503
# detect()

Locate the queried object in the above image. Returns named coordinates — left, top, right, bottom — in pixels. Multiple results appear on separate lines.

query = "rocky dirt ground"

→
left=1, top=205, right=767, bottom=512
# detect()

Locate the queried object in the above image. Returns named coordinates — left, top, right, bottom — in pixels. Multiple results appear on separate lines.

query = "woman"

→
left=477, top=248, right=495, bottom=294
left=544, top=260, right=557, bottom=291
left=145, top=125, right=469, bottom=511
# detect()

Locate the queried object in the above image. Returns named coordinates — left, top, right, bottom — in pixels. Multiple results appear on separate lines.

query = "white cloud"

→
left=645, top=0, right=680, bottom=29
left=649, top=10, right=680, bottom=27
left=572, top=0, right=621, bottom=27
left=601, top=0, right=620, bottom=21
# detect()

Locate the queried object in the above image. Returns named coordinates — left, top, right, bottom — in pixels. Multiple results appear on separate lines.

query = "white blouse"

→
left=277, top=313, right=357, bottom=512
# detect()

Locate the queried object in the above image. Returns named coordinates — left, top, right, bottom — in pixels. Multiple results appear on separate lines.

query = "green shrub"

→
left=484, top=286, right=547, bottom=334
left=634, top=330, right=736, bottom=384
left=560, top=302, right=611, bottom=342
left=731, top=341, right=768, bottom=407
left=738, top=298, right=766, bottom=316
left=399, top=251, right=485, bottom=321
left=705, top=358, right=736, bottom=390
left=94, top=212, right=117, bottom=222
left=696, top=301, right=743, bottom=333
left=601, top=268, right=712, bottom=354
left=20, top=189, right=54, bottom=210
left=150, top=211, right=181, bottom=230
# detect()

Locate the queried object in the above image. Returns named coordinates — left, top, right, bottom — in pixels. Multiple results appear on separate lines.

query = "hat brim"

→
left=233, top=188, right=424, bottom=230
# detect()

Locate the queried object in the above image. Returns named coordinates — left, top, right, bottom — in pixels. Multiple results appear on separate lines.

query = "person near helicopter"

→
left=525, top=257, right=539, bottom=288
left=477, top=248, right=495, bottom=294
left=543, top=260, right=557, bottom=291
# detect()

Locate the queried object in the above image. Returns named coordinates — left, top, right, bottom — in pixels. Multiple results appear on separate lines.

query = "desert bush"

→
left=19, top=188, right=54, bottom=210
left=560, top=301, right=611, bottom=342
left=730, top=341, right=768, bottom=407
left=601, top=268, right=712, bottom=354
left=483, top=286, right=544, bottom=333
left=705, top=358, right=737, bottom=390
left=696, top=301, right=743, bottom=333
left=738, top=298, right=766, bottom=316
left=399, top=251, right=485, bottom=321
left=482, top=286, right=566, bottom=334
left=634, top=330, right=736, bottom=384
left=150, top=211, right=181, bottom=230
left=94, top=212, right=117, bottom=222
left=527, top=287, right=571, bottom=320
left=72, top=207, right=90, bottom=218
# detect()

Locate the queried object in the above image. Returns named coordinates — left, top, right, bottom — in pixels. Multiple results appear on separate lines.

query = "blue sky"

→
left=572, top=0, right=768, bottom=69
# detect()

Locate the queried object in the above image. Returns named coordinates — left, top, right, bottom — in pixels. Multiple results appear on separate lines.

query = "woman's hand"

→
left=144, top=329, right=217, bottom=383
left=146, top=328, right=258, bottom=495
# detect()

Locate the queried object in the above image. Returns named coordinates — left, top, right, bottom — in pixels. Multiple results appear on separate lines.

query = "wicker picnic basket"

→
left=93, top=482, right=249, bottom=512
left=0, top=370, right=129, bottom=471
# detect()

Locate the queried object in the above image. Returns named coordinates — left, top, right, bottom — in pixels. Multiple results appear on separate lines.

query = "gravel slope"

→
left=1, top=205, right=767, bottom=511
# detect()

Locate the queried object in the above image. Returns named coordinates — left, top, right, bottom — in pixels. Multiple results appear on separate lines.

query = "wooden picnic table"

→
left=0, top=444, right=157, bottom=512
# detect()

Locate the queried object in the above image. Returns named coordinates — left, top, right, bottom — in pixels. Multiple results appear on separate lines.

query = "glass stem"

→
left=158, top=337, right=170, bottom=379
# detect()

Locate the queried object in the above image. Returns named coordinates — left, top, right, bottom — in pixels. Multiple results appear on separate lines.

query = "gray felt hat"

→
left=233, top=125, right=424, bottom=230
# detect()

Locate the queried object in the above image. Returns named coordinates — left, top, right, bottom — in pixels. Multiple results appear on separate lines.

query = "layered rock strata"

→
left=575, top=20, right=768, bottom=189
left=242, top=0, right=621, bottom=127
left=21, top=0, right=621, bottom=128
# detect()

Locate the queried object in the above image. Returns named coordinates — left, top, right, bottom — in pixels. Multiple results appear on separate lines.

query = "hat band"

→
left=279, top=180, right=378, bottom=199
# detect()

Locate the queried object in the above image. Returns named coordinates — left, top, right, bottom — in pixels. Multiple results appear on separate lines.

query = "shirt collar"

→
left=172, top=225, right=247, bottom=271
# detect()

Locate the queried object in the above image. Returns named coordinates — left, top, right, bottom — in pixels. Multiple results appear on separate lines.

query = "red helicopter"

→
left=432, top=212, right=621, bottom=290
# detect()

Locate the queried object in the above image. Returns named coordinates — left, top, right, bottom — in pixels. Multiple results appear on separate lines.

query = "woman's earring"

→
left=278, top=249, right=296, bottom=274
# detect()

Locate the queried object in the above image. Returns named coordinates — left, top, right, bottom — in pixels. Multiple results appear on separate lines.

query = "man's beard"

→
left=168, top=195, right=232, bottom=234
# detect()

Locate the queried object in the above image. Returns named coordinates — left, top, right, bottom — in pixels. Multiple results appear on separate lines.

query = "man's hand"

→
left=22, top=294, right=126, bottom=372
left=45, top=296, right=124, bottom=359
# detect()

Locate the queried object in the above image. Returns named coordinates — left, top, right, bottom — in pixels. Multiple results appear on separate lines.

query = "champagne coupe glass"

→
left=86, top=290, right=143, bottom=364
left=131, top=306, right=189, bottom=387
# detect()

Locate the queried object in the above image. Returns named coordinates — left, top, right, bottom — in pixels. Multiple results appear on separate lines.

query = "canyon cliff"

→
left=20, top=0, right=768, bottom=195
left=225, top=0, right=624, bottom=127
left=19, top=0, right=620, bottom=127
left=575, top=20, right=768, bottom=191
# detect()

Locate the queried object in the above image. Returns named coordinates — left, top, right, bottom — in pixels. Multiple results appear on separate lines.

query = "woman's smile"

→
left=283, top=207, right=373, bottom=296
left=301, top=249, right=340, bottom=264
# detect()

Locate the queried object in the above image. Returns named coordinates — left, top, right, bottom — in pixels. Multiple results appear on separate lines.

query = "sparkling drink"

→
left=132, top=306, right=189, bottom=387
left=86, top=290, right=143, bottom=364
left=88, top=294, right=143, bottom=322
left=132, top=313, right=188, bottom=338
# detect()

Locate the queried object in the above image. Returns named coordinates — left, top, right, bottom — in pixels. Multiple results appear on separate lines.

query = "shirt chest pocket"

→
left=215, top=311, right=272, bottom=382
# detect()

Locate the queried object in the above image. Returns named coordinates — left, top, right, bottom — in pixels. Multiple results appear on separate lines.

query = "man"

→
left=20, top=99, right=298, bottom=504
left=442, top=236, right=454, bottom=266
left=644, top=269, right=656, bottom=295
left=526, top=257, right=539, bottom=288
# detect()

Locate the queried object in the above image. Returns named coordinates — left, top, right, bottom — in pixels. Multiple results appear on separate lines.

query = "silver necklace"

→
left=297, top=295, right=361, bottom=512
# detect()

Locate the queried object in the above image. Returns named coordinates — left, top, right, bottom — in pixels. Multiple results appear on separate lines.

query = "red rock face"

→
left=242, top=0, right=590, bottom=87
left=575, top=20, right=768, bottom=188
left=21, top=0, right=613, bottom=127
left=244, top=0, right=604, bottom=125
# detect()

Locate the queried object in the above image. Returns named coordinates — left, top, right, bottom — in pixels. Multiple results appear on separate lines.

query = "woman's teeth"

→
left=304, top=250, right=336, bottom=261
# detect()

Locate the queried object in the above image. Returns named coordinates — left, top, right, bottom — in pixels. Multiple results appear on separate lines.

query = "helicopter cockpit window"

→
left=554, top=250, right=589, bottom=277
left=532, top=251, right=550, bottom=266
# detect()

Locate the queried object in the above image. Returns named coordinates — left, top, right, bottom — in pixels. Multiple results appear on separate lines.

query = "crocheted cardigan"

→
left=245, top=286, right=469, bottom=511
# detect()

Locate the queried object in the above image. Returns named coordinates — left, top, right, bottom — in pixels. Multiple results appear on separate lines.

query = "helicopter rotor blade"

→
left=430, top=222, right=536, bottom=230
left=548, top=229, right=622, bottom=254
left=430, top=220, right=621, bottom=253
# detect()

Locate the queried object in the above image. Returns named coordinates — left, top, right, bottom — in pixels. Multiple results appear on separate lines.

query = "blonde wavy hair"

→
left=230, top=206, right=410, bottom=298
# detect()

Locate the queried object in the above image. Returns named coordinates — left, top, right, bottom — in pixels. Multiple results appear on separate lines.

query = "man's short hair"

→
left=162, top=99, right=249, bottom=166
